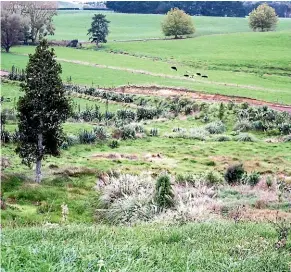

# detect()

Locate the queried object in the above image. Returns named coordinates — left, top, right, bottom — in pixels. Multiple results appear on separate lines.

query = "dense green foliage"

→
left=87, top=13, right=110, bottom=47
left=249, top=3, right=278, bottom=32
left=161, top=8, right=195, bottom=38
left=154, top=174, right=174, bottom=210
left=106, top=1, right=291, bottom=18
left=16, top=40, right=72, bottom=182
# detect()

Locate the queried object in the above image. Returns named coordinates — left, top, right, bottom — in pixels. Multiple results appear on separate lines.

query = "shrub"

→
left=235, top=133, right=257, bottom=142
left=204, top=121, right=226, bottom=134
left=214, top=135, right=232, bottom=142
left=266, top=129, right=280, bottom=136
left=252, top=120, right=265, bottom=131
left=278, top=123, right=291, bottom=135
left=149, top=128, right=159, bottom=137
left=224, top=164, right=245, bottom=185
left=283, top=135, right=291, bottom=142
left=1, top=130, right=10, bottom=143
left=109, top=140, right=120, bottom=149
left=66, top=39, right=78, bottom=48
left=120, top=125, right=136, bottom=140
left=189, top=128, right=209, bottom=140
left=93, top=126, right=108, bottom=141
left=116, top=109, right=136, bottom=121
left=67, top=134, right=79, bottom=146
left=78, top=130, right=96, bottom=144
left=154, top=174, right=174, bottom=210
left=205, top=171, right=224, bottom=186
left=137, top=107, right=159, bottom=121
left=242, top=172, right=260, bottom=186
left=234, top=120, right=253, bottom=132
left=247, top=172, right=261, bottom=186
left=218, top=103, right=225, bottom=120
left=266, top=176, right=273, bottom=188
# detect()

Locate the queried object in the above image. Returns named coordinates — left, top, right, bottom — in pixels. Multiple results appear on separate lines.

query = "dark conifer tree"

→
left=16, top=39, right=72, bottom=183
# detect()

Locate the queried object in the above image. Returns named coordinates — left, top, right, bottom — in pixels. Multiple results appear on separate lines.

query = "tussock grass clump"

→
left=214, top=134, right=232, bottom=142
left=204, top=121, right=226, bottom=134
left=93, top=126, right=109, bottom=141
left=189, top=128, right=209, bottom=141
left=78, top=129, right=96, bottom=144
left=96, top=173, right=219, bottom=225
left=242, top=172, right=261, bottom=187
left=283, top=135, right=291, bottom=142
left=235, top=133, right=258, bottom=142
left=234, top=119, right=253, bottom=132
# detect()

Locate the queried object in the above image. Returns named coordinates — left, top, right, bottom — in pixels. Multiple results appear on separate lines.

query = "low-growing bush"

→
left=247, top=172, right=261, bottom=186
left=189, top=128, right=209, bottom=141
left=214, top=135, right=232, bottom=142
left=224, top=164, right=245, bottom=185
left=242, top=172, right=261, bottom=186
left=205, top=171, right=224, bottom=186
left=78, top=130, right=96, bottom=144
left=108, top=140, right=120, bottom=149
left=278, top=123, right=291, bottom=135
left=234, top=119, right=253, bottom=132
left=149, top=128, right=159, bottom=137
left=119, top=125, right=136, bottom=140
left=93, top=126, right=108, bottom=141
left=283, top=135, right=291, bottom=142
left=235, top=133, right=258, bottom=142
left=154, top=174, right=174, bottom=210
left=116, top=109, right=136, bottom=121
left=204, top=121, right=226, bottom=134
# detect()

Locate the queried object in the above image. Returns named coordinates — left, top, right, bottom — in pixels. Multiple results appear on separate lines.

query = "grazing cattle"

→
left=184, top=74, right=189, bottom=77
left=171, top=66, right=177, bottom=71
left=196, top=73, right=201, bottom=76
left=202, top=75, right=208, bottom=78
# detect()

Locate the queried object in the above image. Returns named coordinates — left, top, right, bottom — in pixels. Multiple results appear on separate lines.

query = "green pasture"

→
left=2, top=50, right=291, bottom=104
left=9, top=43, right=291, bottom=93
left=50, top=10, right=291, bottom=41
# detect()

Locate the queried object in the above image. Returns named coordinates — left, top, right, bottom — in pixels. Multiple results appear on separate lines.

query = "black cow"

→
left=171, top=66, right=177, bottom=71
left=196, top=73, right=201, bottom=76
left=202, top=75, right=208, bottom=78
left=184, top=74, right=189, bottom=77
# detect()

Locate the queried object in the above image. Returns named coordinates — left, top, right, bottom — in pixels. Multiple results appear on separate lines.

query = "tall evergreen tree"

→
left=16, top=40, right=72, bottom=183
left=87, top=14, right=110, bottom=47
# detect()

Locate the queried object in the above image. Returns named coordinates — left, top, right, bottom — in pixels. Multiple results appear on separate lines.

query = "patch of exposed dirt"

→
left=0, top=70, right=9, bottom=77
left=112, top=85, right=291, bottom=113
left=242, top=208, right=291, bottom=222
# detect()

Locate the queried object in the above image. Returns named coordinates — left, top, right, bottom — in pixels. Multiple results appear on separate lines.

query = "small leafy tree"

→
left=87, top=14, right=110, bottom=47
left=161, top=8, right=195, bottom=39
left=16, top=40, right=72, bottom=183
left=154, top=174, right=174, bottom=210
left=248, top=3, right=278, bottom=32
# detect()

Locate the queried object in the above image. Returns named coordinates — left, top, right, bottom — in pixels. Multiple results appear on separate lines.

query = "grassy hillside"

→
left=51, top=11, right=291, bottom=41
left=1, top=12, right=291, bottom=271
left=2, top=31, right=291, bottom=104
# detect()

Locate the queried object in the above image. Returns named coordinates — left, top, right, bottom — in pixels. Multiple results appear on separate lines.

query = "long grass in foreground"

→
left=2, top=222, right=290, bottom=272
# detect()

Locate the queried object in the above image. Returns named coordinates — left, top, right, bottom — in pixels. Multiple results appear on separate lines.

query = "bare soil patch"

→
left=111, top=85, right=291, bottom=113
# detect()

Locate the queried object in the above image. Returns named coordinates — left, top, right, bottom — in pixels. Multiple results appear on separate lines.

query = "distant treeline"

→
left=106, top=1, right=291, bottom=18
